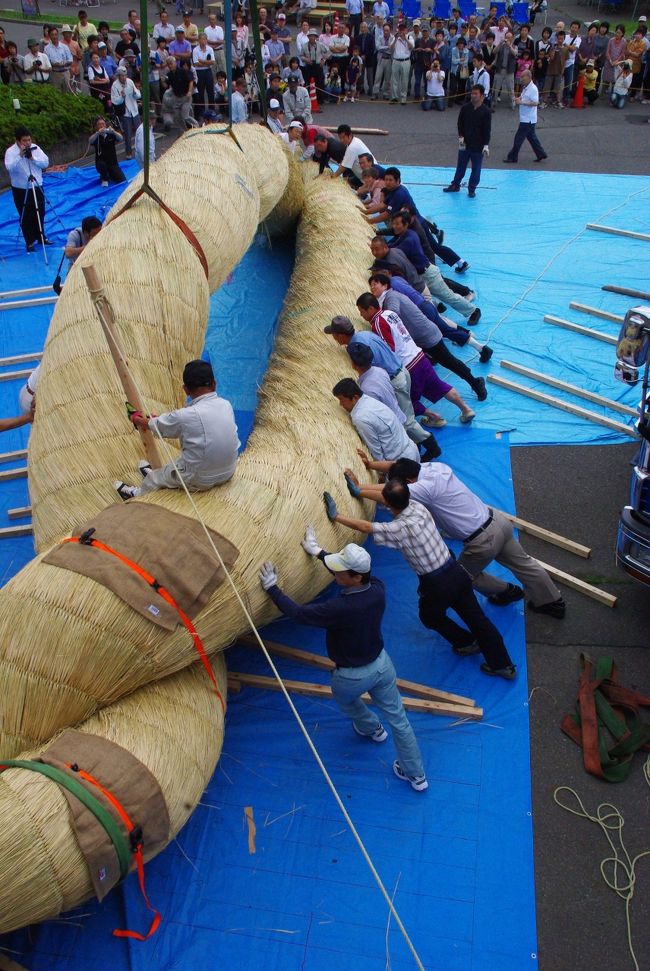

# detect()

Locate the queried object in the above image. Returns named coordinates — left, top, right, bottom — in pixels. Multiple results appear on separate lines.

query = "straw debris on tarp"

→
left=0, top=657, right=227, bottom=935
left=0, top=154, right=375, bottom=760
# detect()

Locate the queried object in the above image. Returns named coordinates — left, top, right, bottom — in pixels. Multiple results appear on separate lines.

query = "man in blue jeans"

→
left=259, top=537, right=427, bottom=791
left=443, top=85, right=492, bottom=198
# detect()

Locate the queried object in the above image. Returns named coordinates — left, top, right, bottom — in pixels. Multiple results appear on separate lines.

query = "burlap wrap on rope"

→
left=41, top=729, right=170, bottom=900
left=43, top=503, right=240, bottom=631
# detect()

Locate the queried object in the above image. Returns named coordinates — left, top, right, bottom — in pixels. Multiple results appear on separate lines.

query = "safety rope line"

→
left=122, top=383, right=426, bottom=969
left=553, top=786, right=650, bottom=971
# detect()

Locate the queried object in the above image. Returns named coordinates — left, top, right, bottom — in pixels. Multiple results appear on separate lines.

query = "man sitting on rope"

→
left=115, top=359, right=240, bottom=500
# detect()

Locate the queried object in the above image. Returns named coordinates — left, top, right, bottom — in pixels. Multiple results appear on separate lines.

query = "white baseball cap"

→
left=288, top=120, right=304, bottom=130
left=269, top=98, right=281, bottom=109
left=324, top=544, right=371, bottom=574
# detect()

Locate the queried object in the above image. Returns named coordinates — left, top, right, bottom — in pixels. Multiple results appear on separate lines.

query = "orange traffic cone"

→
left=309, top=78, right=321, bottom=113
left=571, top=72, right=585, bottom=109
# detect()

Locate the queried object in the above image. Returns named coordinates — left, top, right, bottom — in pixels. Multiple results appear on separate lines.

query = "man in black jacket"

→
left=442, top=84, right=491, bottom=198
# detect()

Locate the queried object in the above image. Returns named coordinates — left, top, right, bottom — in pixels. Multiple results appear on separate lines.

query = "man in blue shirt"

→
left=259, top=539, right=427, bottom=791
left=345, top=0, right=363, bottom=40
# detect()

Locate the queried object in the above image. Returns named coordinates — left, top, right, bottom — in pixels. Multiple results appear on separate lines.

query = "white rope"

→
left=553, top=786, right=650, bottom=971
left=106, top=320, right=426, bottom=969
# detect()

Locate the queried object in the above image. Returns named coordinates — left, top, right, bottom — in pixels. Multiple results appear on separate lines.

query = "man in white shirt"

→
left=328, top=22, right=351, bottom=76
left=23, top=39, right=51, bottom=83
left=44, top=26, right=73, bottom=90
left=562, top=19, right=582, bottom=106
left=333, top=124, right=374, bottom=184
left=204, top=13, right=225, bottom=73
left=390, top=23, right=413, bottom=104
left=110, top=66, right=141, bottom=158
left=266, top=98, right=285, bottom=133
left=4, top=126, right=50, bottom=251
left=231, top=76, right=249, bottom=124
left=469, top=50, right=490, bottom=98
left=373, top=0, right=390, bottom=19
left=152, top=11, right=175, bottom=43
left=331, top=378, right=419, bottom=463
left=116, top=360, right=240, bottom=500
left=503, top=70, right=547, bottom=163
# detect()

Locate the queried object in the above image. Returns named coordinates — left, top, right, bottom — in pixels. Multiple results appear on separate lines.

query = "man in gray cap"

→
left=23, top=38, right=51, bottom=83
left=283, top=73, right=312, bottom=124
left=266, top=97, right=285, bottom=134
left=259, top=535, right=428, bottom=792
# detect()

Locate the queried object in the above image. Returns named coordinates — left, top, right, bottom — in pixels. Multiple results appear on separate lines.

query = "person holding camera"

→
left=88, top=116, right=126, bottom=186
left=4, top=127, right=50, bottom=252
left=110, top=66, right=141, bottom=159
left=2, top=42, right=25, bottom=84
left=24, top=39, right=51, bottom=84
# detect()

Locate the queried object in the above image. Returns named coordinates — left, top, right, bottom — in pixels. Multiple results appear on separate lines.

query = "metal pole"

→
left=224, top=0, right=233, bottom=124
left=140, top=0, right=151, bottom=183
left=248, top=0, right=267, bottom=121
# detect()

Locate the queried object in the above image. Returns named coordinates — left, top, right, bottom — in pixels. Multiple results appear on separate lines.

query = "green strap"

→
left=0, top=759, right=131, bottom=880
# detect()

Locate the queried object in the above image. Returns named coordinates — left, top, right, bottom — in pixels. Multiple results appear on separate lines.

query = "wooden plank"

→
left=227, top=672, right=483, bottom=719
left=487, top=375, right=636, bottom=438
left=321, top=125, right=389, bottom=136
left=0, top=285, right=52, bottom=300
left=544, top=315, right=618, bottom=346
left=0, top=369, right=32, bottom=384
left=499, top=360, right=638, bottom=418
left=586, top=223, right=650, bottom=243
left=0, top=524, right=33, bottom=539
left=569, top=302, right=624, bottom=324
left=535, top=559, right=617, bottom=608
left=236, top=634, right=477, bottom=707
left=0, top=351, right=42, bottom=367
left=495, top=509, right=591, bottom=559
left=0, top=467, right=27, bottom=482
left=602, top=285, right=650, bottom=301
left=0, top=449, right=28, bottom=465
left=7, top=506, right=31, bottom=520
left=0, top=296, right=57, bottom=311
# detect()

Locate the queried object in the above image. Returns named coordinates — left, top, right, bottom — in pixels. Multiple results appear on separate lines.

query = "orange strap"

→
left=68, top=763, right=161, bottom=941
left=62, top=532, right=224, bottom=714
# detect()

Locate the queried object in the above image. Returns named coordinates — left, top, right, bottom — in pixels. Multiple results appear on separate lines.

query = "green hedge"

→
left=1, top=84, right=99, bottom=152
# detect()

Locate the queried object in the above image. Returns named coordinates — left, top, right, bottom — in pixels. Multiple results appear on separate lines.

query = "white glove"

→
left=259, top=561, right=278, bottom=591
left=458, top=137, right=465, bottom=148
left=482, top=145, right=490, bottom=158
left=301, top=526, right=322, bottom=557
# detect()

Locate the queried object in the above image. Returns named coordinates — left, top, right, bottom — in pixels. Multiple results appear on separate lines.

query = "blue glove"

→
left=344, top=472, right=361, bottom=498
left=323, top=491, right=338, bottom=521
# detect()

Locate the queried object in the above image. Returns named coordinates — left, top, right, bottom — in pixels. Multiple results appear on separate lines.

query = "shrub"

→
left=0, top=84, right=99, bottom=153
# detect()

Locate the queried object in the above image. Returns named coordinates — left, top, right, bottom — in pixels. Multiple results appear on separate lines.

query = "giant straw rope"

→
left=0, top=126, right=376, bottom=931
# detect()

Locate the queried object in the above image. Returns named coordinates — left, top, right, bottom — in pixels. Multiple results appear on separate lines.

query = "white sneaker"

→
left=101, top=180, right=109, bottom=187
left=114, top=481, right=138, bottom=501
left=354, top=722, right=388, bottom=743
left=138, top=459, right=152, bottom=478
left=393, top=760, right=428, bottom=791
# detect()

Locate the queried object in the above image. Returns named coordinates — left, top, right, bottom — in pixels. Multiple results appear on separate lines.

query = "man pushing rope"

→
left=115, top=360, right=240, bottom=500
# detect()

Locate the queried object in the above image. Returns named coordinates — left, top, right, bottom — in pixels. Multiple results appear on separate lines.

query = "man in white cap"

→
left=266, top=97, right=285, bottom=134
left=280, top=120, right=304, bottom=152
left=259, top=536, right=428, bottom=791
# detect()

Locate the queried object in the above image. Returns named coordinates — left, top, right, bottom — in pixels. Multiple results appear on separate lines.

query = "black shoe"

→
left=488, top=583, right=524, bottom=606
left=453, top=640, right=481, bottom=656
left=26, top=244, right=35, bottom=253
left=473, top=377, right=487, bottom=401
left=528, top=597, right=566, bottom=619
left=468, top=189, right=476, bottom=198
left=163, top=122, right=171, bottom=132
left=437, top=302, right=447, bottom=313
left=455, top=260, right=470, bottom=274
left=420, top=435, right=441, bottom=462
left=468, top=308, right=481, bottom=326
left=479, top=345, right=493, bottom=363
left=43, top=237, right=52, bottom=245
left=534, top=155, right=548, bottom=162
left=443, top=184, right=460, bottom=193
left=503, top=158, right=517, bottom=163
left=480, top=663, right=517, bottom=681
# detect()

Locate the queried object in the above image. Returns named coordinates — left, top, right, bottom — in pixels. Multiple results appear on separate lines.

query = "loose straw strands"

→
left=0, top=657, right=226, bottom=935
left=0, top=169, right=373, bottom=763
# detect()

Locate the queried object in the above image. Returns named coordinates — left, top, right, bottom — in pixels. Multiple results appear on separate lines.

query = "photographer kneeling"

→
left=3, top=126, right=50, bottom=252
left=88, top=116, right=126, bottom=186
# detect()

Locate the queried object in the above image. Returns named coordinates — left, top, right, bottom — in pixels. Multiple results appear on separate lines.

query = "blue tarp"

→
left=1, top=162, right=646, bottom=970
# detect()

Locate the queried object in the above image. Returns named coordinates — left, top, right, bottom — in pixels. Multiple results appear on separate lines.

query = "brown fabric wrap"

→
left=41, top=729, right=171, bottom=901
left=43, top=502, right=239, bottom=630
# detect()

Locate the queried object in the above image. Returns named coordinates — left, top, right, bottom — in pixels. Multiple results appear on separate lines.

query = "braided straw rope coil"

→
left=0, top=132, right=375, bottom=761
left=0, top=657, right=227, bottom=935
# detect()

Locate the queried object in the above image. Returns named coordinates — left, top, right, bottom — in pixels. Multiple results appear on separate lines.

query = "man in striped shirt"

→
left=326, top=480, right=516, bottom=679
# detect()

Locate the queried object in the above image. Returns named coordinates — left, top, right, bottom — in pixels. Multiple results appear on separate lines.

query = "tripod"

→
left=17, top=174, right=49, bottom=263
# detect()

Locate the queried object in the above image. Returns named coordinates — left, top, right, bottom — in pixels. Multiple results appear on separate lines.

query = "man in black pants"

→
left=503, top=70, right=547, bottom=164
left=326, top=480, right=516, bottom=680
left=4, top=126, right=50, bottom=251
left=443, top=85, right=492, bottom=198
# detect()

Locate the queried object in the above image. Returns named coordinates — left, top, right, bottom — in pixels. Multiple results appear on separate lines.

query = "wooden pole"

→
left=7, top=506, right=31, bottom=520
left=568, top=302, right=624, bottom=324
left=82, top=265, right=162, bottom=469
left=321, top=125, right=389, bottom=136
left=487, top=375, right=637, bottom=438
left=495, top=509, right=591, bottom=559
left=499, top=361, right=638, bottom=418
left=544, top=315, right=618, bottom=346
left=0, top=297, right=57, bottom=312
left=0, top=370, right=32, bottom=384
left=0, top=524, right=33, bottom=539
left=0, top=352, right=42, bottom=367
left=535, top=559, right=617, bottom=608
left=0, top=285, right=52, bottom=300
left=586, top=223, right=650, bottom=243
left=236, top=634, right=477, bottom=707
left=602, top=285, right=650, bottom=301
left=0, top=449, right=28, bottom=465
left=0, top=467, right=27, bottom=482
left=226, top=672, right=483, bottom=720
